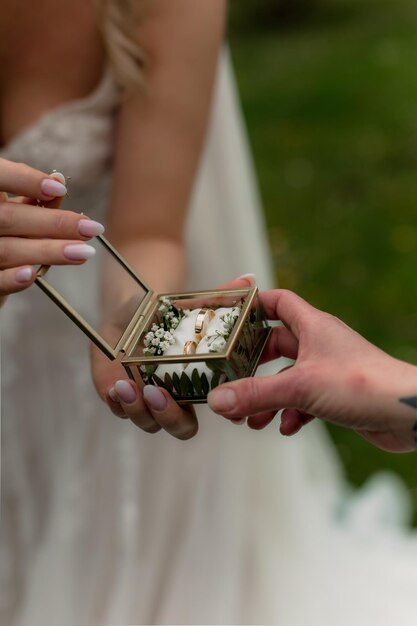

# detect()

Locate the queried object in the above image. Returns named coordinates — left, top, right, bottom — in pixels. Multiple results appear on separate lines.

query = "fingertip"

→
left=247, top=411, right=276, bottom=430
left=207, top=387, right=237, bottom=415
left=143, top=385, right=198, bottom=440
left=15, top=266, right=35, bottom=285
left=114, top=379, right=137, bottom=405
left=108, top=386, right=118, bottom=402
left=106, top=386, right=128, bottom=419
left=143, top=385, right=169, bottom=412
left=279, top=416, right=302, bottom=436
left=236, top=273, right=257, bottom=286
left=40, top=178, right=67, bottom=200
left=49, top=171, right=66, bottom=185
left=230, top=417, right=246, bottom=426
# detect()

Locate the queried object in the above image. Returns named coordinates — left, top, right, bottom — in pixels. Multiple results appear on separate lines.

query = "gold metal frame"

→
left=35, top=235, right=154, bottom=360
left=122, top=286, right=258, bottom=364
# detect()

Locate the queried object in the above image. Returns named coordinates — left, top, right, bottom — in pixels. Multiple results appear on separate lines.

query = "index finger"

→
left=0, top=159, right=67, bottom=201
left=259, top=289, right=318, bottom=337
left=215, top=274, right=256, bottom=290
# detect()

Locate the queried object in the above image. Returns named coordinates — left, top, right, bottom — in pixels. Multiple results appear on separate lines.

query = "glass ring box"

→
left=36, top=235, right=271, bottom=404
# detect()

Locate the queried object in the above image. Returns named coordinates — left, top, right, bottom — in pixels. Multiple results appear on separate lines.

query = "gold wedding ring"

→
left=195, top=308, right=215, bottom=340
left=183, top=340, right=197, bottom=356
left=183, top=340, right=198, bottom=369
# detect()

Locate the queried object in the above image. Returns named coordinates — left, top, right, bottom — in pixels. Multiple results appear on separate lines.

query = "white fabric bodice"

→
left=2, top=70, right=118, bottom=208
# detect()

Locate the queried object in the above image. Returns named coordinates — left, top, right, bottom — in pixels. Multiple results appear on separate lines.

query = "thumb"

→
left=207, top=367, right=302, bottom=419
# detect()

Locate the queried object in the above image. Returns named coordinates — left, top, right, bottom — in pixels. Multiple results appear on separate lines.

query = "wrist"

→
left=366, top=357, right=417, bottom=450
left=112, top=237, right=186, bottom=294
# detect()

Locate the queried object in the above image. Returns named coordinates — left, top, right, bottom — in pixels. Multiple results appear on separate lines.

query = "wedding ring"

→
left=195, top=308, right=215, bottom=340
left=182, top=340, right=197, bottom=369
left=183, top=340, right=197, bottom=356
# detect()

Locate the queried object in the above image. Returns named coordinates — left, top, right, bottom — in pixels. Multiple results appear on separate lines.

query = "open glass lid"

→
left=36, top=236, right=153, bottom=360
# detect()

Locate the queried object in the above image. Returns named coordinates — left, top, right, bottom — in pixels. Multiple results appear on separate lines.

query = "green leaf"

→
left=172, top=372, right=182, bottom=395
left=164, top=373, right=173, bottom=392
left=180, top=372, right=191, bottom=396
left=191, top=368, right=202, bottom=395
left=144, top=363, right=158, bottom=378
left=206, top=361, right=223, bottom=374
left=153, top=374, right=165, bottom=388
left=201, top=373, right=210, bottom=396
left=224, top=361, right=238, bottom=381
left=210, top=371, right=221, bottom=390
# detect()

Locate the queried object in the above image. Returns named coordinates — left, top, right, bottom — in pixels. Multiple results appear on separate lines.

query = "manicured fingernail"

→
left=208, top=388, right=237, bottom=412
left=41, top=178, right=67, bottom=197
left=114, top=380, right=137, bottom=404
left=108, top=387, right=119, bottom=402
left=78, top=219, right=105, bottom=238
left=63, top=244, right=96, bottom=261
left=143, top=385, right=168, bottom=412
left=231, top=418, right=246, bottom=426
left=49, top=171, right=66, bottom=185
left=238, top=273, right=256, bottom=285
left=15, top=267, right=34, bottom=283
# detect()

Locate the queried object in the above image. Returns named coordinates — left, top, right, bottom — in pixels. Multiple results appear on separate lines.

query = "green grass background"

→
left=229, top=0, right=417, bottom=522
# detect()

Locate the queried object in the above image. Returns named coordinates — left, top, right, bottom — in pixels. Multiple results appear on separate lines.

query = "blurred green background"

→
left=229, top=0, right=417, bottom=522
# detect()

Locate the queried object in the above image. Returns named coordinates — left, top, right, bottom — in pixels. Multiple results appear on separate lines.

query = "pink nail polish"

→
left=15, top=267, right=34, bottom=283
left=41, top=178, right=67, bottom=198
left=237, top=273, right=256, bottom=285
left=114, top=380, right=137, bottom=404
left=143, top=385, right=168, bottom=412
left=108, top=387, right=119, bottom=402
left=63, top=244, right=96, bottom=261
left=78, top=219, right=105, bottom=238
left=49, top=171, right=66, bottom=185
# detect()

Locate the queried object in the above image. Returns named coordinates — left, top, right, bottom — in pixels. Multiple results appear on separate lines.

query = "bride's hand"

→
left=0, top=158, right=104, bottom=306
left=91, top=275, right=256, bottom=439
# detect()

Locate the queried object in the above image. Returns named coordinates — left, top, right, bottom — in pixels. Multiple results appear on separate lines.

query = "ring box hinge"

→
left=120, top=295, right=158, bottom=356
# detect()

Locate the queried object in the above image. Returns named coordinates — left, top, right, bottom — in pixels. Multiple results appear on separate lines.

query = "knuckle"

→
left=243, top=378, right=263, bottom=414
left=40, top=239, right=52, bottom=260
left=0, top=203, right=15, bottom=231
left=54, top=211, right=73, bottom=236
left=292, top=363, right=321, bottom=407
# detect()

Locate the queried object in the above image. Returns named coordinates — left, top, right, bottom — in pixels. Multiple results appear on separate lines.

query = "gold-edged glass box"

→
left=36, top=236, right=271, bottom=404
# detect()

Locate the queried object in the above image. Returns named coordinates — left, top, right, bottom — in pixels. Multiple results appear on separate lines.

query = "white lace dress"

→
left=1, top=54, right=417, bottom=626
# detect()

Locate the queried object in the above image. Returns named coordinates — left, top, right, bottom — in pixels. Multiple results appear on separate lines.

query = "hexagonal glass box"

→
left=36, top=236, right=271, bottom=404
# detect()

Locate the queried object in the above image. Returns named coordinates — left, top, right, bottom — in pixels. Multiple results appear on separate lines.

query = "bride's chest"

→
left=0, top=0, right=104, bottom=146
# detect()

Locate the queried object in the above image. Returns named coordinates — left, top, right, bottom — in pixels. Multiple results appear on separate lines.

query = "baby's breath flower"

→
left=207, top=308, right=241, bottom=353
left=143, top=320, right=175, bottom=356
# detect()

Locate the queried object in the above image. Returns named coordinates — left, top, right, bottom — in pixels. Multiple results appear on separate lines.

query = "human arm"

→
left=207, top=289, right=417, bottom=453
left=91, top=0, right=228, bottom=437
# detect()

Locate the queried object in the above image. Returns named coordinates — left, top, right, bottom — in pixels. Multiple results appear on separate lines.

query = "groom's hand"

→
left=207, top=289, right=417, bottom=453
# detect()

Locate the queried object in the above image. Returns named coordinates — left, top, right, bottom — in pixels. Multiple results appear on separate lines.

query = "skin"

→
left=0, top=0, right=227, bottom=439
left=0, top=160, right=98, bottom=303
left=207, top=289, right=417, bottom=453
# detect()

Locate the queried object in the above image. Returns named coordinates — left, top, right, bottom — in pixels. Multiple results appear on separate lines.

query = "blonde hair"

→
left=97, top=0, right=151, bottom=91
